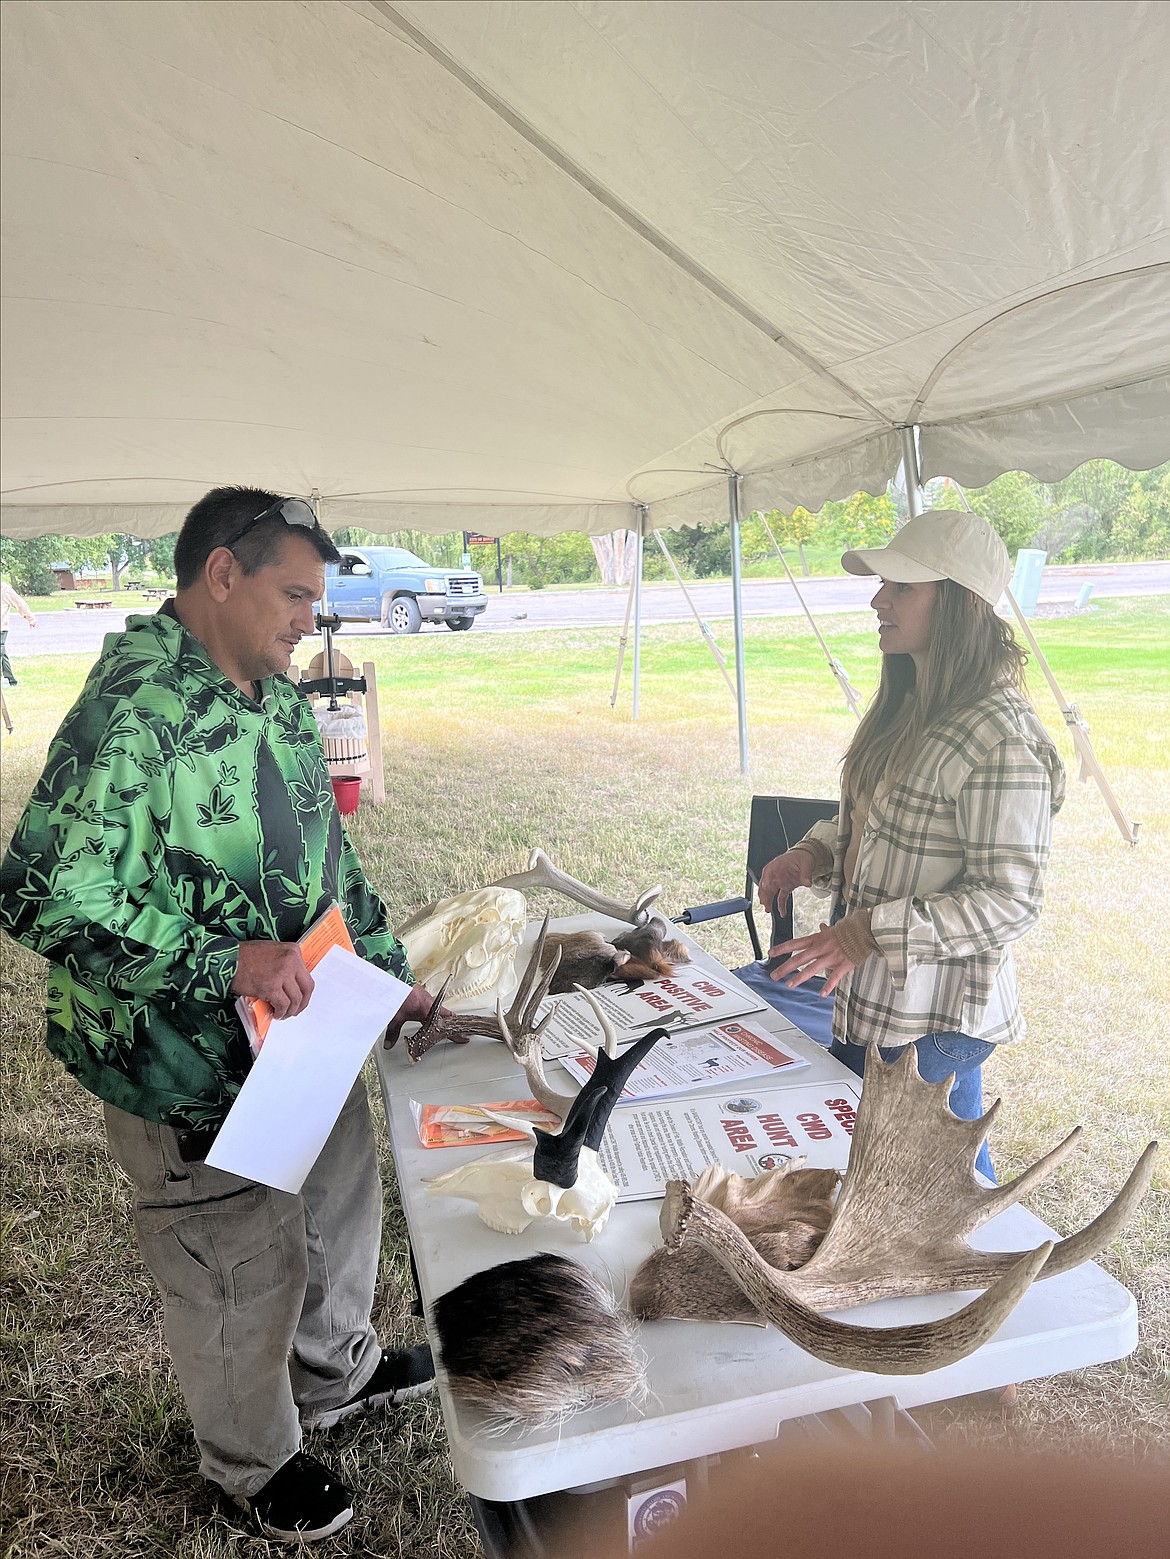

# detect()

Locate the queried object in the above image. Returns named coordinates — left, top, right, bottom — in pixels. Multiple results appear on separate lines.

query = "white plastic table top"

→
left=375, top=916, right=1137, bottom=1503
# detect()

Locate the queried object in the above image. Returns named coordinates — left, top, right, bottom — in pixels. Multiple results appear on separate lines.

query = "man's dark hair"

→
left=174, top=486, right=340, bottom=588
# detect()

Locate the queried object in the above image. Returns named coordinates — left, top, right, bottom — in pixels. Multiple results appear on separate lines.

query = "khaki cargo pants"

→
left=104, top=1081, right=382, bottom=1496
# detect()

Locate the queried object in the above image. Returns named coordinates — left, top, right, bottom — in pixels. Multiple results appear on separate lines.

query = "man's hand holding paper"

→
left=209, top=945, right=412, bottom=1193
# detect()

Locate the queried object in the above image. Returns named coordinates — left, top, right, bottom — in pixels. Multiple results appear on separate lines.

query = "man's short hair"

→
left=174, top=486, right=340, bottom=589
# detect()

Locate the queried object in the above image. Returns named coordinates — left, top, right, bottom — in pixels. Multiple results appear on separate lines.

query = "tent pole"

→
left=632, top=506, right=646, bottom=721
left=727, top=473, right=749, bottom=775
left=900, top=426, right=924, bottom=517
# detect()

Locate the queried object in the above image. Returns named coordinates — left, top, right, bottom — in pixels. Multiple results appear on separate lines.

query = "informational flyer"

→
left=596, top=1079, right=861, bottom=1201
left=411, top=1098, right=562, bottom=1148
left=556, top=1017, right=810, bottom=1102
left=536, top=966, right=768, bottom=1058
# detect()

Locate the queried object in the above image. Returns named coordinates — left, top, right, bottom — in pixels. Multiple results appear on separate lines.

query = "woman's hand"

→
left=757, top=846, right=815, bottom=915
left=768, top=922, right=856, bottom=996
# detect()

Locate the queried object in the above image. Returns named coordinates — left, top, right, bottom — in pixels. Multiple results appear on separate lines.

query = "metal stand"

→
left=291, top=613, right=386, bottom=804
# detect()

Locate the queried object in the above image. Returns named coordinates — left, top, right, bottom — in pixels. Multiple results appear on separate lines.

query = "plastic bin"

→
left=331, top=776, right=361, bottom=815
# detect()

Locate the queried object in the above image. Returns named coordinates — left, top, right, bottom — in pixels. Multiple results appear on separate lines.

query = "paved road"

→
left=7, top=561, right=1168, bottom=660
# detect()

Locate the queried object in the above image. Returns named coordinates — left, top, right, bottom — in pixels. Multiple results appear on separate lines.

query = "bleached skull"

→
left=426, top=1143, right=617, bottom=1243
left=400, top=887, right=526, bottom=1011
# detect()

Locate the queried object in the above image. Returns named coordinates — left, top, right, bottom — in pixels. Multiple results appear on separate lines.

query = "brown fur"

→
left=433, top=1253, right=645, bottom=1428
left=540, top=921, right=692, bottom=994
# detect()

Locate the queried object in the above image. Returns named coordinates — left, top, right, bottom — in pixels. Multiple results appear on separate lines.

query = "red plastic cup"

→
left=331, top=775, right=361, bottom=816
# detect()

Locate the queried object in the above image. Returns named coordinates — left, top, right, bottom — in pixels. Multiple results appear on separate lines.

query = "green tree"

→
left=839, top=491, right=897, bottom=549
left=1112, top=469, right=1170, bottom=559
left=961, top=470, right=1047, bottom=555
left=0, top=535, right=60, bottom=595
left=764, top=506, right=817, bottom=575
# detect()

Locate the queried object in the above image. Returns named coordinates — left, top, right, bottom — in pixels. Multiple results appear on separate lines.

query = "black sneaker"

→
left=238, top=1451, right=353, bottom=1542
left=307, top=1344, right=435, bottom=1431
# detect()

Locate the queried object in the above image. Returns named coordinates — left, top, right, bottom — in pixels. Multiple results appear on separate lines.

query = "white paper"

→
left=207, top=946, right=411, bottom=1193
left=597, top=1079, right=861, bottom=1201
left=556, top=1017, right=810, bottom=1103
left=535, top=967, right=767, bottom=1058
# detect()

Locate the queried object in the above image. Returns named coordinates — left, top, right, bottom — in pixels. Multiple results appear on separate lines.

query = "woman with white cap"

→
left=757, top=510, right=1065, bottom=1180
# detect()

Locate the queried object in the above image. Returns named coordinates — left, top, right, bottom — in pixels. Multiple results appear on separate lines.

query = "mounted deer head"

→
left=652, top=1046, right=1157, bottom=1373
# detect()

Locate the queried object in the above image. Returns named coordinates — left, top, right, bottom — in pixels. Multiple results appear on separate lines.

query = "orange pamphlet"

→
left=413, top=1099, right=563, bottom=1148
left=235, top=903, right=356, bottom=1053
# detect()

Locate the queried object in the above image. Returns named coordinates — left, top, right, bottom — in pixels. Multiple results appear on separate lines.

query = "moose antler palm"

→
left=657, top=1046, right=1157, bottom=1373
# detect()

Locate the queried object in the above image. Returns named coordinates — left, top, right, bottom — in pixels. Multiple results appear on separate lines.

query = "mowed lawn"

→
left=1, top=597, right=1167, bottom=1558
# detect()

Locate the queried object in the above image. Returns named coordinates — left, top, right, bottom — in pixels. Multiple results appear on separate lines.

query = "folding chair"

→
left=674, top=794, right=840, bottom=1051
left=675, top=794, right=839, bottom=959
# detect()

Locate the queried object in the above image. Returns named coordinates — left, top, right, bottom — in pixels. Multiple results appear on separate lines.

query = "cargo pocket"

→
left=134, top=1184, right=284, bottom=1311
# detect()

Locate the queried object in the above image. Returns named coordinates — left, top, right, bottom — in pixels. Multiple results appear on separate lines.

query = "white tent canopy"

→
left=2, top=0, right=1169, bottom=541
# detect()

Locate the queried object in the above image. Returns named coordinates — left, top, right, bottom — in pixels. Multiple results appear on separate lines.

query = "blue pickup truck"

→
left=324, top=545, right=487, bottom=634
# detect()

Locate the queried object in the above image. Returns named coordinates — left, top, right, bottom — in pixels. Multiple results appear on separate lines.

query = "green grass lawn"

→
left=1, top=597, right=1167, bottom=1556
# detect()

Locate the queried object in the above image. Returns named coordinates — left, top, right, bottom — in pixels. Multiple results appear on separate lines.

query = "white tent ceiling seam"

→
left=3, top=2, right=1170, bottom=541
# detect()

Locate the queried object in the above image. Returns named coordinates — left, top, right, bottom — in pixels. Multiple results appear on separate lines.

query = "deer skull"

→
left=398, top=886, right=527, bottom=1011
left=426, top=1142, right=619, bottom=1241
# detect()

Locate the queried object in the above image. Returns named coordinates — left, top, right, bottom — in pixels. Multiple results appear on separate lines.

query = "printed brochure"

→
left=597, top=1078, right=861, bottom=1201
left=535, top=965, right=767, bottom=1058
left=556, top=1017, right=809, bottom=1102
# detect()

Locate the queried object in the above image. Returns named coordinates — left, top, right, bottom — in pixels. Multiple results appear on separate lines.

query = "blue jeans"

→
left=831, top=1033, right=996, bottom=1183
left=732, top=960, right=996, bottom=1182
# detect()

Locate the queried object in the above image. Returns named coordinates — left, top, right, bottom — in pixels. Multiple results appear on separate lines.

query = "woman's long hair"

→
left=841, top=579, right=1029, bottom=802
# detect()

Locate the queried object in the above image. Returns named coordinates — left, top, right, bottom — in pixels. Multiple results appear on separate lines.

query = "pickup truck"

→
left=323, top=546, right=487, bottom=634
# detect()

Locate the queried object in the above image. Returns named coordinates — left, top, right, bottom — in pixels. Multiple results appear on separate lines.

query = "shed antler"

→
left=401, top=913, right=565, bottom=1076
left=659, top=1046, right=1158, bottom=1373
left=488, top=847, right=662, bottom=927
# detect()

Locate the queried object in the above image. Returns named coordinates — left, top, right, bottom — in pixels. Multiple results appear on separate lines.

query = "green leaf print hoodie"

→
left=0, top=605, right=412, bottom=1129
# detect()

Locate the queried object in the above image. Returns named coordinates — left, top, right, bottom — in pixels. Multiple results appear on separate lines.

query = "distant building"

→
left=51, top=562, right=77, bottom=590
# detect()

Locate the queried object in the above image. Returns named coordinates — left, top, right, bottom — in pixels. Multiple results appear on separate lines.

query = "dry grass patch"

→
left=2, top=601, right=1168, bottom=1555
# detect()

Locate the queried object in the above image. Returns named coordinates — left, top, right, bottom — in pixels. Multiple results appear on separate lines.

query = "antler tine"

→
left=504, top=1029, right=576, bottom=1120
left=970, top=1126, right=1084, bottom=1228
left=662, top=1181, right=1055, bottom=1374
left=400, top=974, right=455, bottom=1062
left=499, top=913, right=559, bottom=1036
left=492, top=915, right=576, bottom=1118
left=489, top=847, right=662, bottom=927
left=1040, top=1138, right=1160, bottom=1280
left=576, top=985, right=619, bottom=1058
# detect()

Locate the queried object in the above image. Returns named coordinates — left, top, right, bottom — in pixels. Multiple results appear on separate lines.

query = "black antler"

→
left=532, top=1027, right=671, bottom=1187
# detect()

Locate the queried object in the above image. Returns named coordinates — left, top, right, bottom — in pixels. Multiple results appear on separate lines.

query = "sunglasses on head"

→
left=222, top=496, right=318, bottom=552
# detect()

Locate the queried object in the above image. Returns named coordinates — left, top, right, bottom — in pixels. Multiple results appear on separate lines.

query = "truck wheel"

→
left=446, top=617, right=474, bottom=631
left=383, top=594, right=422, bottom=634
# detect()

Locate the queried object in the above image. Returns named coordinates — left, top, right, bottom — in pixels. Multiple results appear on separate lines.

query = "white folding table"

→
left=375, top=915, right=1137, bottom=1535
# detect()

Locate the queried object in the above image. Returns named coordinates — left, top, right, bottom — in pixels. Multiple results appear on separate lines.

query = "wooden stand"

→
left=0, top=686, right=12, bottom=734
left=290, top=650, right=385, bottom=805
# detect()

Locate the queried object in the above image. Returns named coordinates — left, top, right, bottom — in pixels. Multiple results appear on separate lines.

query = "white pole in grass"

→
left=728, top=472, right=749, bottom=775
left=632, top=505, right=646, bottom=721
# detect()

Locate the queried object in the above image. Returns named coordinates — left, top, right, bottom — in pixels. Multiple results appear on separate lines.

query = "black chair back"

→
left=745, top=794, right=838, bottom=958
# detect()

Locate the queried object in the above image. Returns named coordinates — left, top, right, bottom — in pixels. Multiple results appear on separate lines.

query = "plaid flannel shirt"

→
left=803, top=688, right=1065, bottom=1048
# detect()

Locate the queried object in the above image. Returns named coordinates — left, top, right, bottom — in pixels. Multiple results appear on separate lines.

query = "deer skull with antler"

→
left=426, top=920, right=668, bottom=1241
left=638, top=1046, right=1158, bottom=1373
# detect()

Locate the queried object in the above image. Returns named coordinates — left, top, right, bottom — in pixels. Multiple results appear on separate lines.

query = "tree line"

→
left=2, top=460, right=1165, bottom=596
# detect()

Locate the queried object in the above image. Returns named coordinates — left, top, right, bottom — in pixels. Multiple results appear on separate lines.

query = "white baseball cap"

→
left=841, top=510, right=1011, bottom=606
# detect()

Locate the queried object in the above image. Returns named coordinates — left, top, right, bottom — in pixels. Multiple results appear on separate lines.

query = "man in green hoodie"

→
left=0, top=487, right=451, bottom=1543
